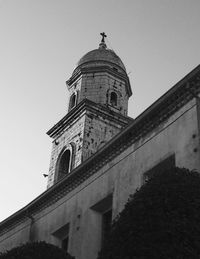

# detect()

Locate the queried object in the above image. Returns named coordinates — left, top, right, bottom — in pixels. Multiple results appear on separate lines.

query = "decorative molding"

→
left=47, top=99, right=133, bottom=139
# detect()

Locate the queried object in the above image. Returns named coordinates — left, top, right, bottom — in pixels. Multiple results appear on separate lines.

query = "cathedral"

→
left=0, top=34, right=200, bottom=259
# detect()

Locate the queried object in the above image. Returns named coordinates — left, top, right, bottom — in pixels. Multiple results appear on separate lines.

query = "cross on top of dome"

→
left=99, top=32, right=107, bottom=49
left=100, top=32, right=107, bottom=43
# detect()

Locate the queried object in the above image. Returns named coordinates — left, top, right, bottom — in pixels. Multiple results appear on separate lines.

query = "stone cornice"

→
left=47, top=99, right=133, bottom=139
left=0, top=65, right=200, bottom=237
left=66, top=65, right=132, bottom=97
left=74, top=60, right=127, bottom=76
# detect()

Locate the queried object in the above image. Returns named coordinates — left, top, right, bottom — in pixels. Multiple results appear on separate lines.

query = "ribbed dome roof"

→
left=76, top=43, right=126, bottom=72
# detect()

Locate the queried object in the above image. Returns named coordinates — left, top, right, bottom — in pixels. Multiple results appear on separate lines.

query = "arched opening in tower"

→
left=110, top=92, right=117, bottom=106
left=69, top=93, right=76, bottom=110
left=58, top=149, right=71, bottom=179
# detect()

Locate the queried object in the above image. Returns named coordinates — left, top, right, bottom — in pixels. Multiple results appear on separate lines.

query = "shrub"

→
left=0, top=241, right=75, bottom=259
left=98, top=167, right=200, bottom=259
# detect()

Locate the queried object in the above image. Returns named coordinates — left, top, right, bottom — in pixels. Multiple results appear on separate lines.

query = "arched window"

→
left=57, top=149, right=71, bottom=180
left=69, top=93, right=76, bottom=110
left=56, top=144, right=75, bottom=181
left=110, top=92, right=117, bottom=106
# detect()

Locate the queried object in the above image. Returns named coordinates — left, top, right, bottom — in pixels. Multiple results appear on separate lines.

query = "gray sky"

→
left=0, top=0, right=200, bottom=222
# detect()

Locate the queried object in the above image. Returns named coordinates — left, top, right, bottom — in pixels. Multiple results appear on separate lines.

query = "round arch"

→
left=110, top=91, right=118, bottom=106
left=55, top=143, right=75, bottom=181
left=106, top=89, right=121, bottom=108
left=69, top=91, right=79, bottom=111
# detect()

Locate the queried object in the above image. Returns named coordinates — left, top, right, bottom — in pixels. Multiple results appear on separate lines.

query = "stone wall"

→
left=68, top=72, right=128, bottom=116
left=47, top=114, right=85, bottom=188
left=82, top=110, right=123, bottom=160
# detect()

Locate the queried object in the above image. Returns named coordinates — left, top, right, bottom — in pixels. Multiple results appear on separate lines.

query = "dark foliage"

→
left=0, top=241, right=75, bottom=259
left=98, top=167, right=200, bottom=259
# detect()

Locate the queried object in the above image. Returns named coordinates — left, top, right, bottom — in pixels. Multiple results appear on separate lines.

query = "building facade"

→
left=0, top=36, right=200, bottom=259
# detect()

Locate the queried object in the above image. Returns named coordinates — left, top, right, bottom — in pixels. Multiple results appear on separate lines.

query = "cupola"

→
left=66, top=33, right=132, bottom=116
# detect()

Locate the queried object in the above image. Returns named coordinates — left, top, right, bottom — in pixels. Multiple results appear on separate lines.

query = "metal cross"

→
left=100, top=32, right=107, bottom=43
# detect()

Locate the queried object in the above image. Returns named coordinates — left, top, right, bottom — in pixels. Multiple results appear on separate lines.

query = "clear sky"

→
left=0, top=0, right=200, bottom=222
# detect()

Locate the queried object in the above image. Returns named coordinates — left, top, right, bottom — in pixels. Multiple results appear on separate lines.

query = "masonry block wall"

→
left=67, top=72, right=129, bottom=116
left=82, top=110, right=124, bottom=160
left=47, top=115, right=86, bottom=188
left=47, top=108, right=129, bottom=188
left=80, top=73, right=128, bottom=116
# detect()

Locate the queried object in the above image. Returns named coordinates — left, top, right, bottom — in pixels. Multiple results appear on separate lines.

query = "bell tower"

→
left=46, top=34, right=133, bottom=188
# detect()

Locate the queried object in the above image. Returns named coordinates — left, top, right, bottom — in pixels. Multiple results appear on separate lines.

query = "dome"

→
left=74, top=41, right=127, bottom=74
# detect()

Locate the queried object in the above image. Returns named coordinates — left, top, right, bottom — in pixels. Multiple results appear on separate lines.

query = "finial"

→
left=99, top=32, right=107, bottom=49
